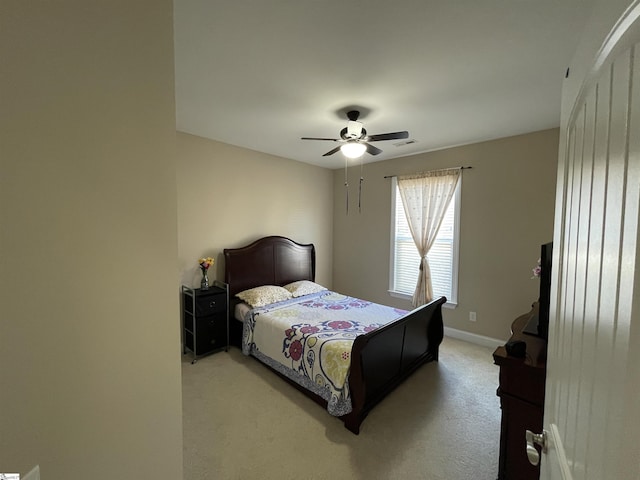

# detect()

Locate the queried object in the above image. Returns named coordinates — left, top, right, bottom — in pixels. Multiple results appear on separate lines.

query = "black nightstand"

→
left=182, top=282, right=229, bottom=363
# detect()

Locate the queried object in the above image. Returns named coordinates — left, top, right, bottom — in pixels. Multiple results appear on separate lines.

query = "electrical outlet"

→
left=23, top=466, right=40, bottom=480
left=469, top=311, right=477, bottom=322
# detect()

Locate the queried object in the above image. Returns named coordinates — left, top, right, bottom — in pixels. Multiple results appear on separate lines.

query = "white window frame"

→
left=388, top=176, right=460, bottom=308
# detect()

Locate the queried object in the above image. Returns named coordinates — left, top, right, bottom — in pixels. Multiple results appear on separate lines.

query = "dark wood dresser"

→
left=493, top=303, right=547, bottom=480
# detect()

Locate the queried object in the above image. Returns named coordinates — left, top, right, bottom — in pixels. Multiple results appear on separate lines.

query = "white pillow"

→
left=236, top=285, right=292, bottom=308
left=283, top=280, right=327, bottom=298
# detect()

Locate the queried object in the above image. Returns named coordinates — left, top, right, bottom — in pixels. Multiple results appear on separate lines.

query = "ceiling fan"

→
left=301, top=110, right=409, bottom=158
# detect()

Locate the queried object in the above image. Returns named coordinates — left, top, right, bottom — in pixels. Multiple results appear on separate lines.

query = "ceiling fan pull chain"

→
left=344, top=161, right=349, bottom=215
left=359, top=157, right=364, bottom=213
left=345, top=181, right=349, bottom=215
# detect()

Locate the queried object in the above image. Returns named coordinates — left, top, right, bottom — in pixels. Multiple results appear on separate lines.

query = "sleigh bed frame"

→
left=223, top=235, right=445, bottom=434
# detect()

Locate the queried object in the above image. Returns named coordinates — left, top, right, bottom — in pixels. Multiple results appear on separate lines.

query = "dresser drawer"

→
left=195, top=292, right=226, bottom=316
left=185, top=314, right=227, bottom=355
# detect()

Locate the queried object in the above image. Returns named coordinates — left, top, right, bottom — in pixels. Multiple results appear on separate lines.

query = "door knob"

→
left=525, top=429, right=548, bottom=466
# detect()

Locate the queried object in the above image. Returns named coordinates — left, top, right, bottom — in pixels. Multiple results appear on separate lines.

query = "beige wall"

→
left=332, top=129, right=559, bottom=341
left=0, top=2, right=183, bottom=479
left=176, top=133, right=334, bottom=289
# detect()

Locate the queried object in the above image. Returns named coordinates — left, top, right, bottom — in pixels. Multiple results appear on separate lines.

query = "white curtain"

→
left=398, top=169, right=460, bottom=307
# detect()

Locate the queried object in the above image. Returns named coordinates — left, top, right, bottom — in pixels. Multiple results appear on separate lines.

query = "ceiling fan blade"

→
left=367, top=131, right=409, bottom=142
left=301, top=137, right=341, bottom=141
left=365, top=143, right=382, bottom=155
left=322, top=145, right=342, bottom=156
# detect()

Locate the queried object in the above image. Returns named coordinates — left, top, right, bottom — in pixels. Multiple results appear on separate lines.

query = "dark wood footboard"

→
left=343, top=296, right=446, bottom=434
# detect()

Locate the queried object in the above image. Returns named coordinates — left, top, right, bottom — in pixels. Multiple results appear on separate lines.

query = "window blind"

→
left=393, top=184, right=456, bottom=301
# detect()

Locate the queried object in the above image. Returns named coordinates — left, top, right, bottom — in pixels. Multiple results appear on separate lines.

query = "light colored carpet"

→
left=182, top=336, right=500, bottom=480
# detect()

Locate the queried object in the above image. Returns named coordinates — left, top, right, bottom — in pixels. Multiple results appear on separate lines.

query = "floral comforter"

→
left=242, top=291, right=407, bottom=416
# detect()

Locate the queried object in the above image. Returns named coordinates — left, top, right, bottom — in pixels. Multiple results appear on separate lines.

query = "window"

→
left=389, top=177, right=460, bottom=305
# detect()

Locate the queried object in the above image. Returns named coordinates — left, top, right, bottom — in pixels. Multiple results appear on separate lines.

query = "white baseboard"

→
left=444, top=326, right=506, bottom=350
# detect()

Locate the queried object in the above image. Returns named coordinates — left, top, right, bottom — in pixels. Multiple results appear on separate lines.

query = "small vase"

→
left=200, top=270, right=209, bottom=290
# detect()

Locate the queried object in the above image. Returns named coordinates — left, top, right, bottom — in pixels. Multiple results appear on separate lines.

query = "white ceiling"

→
left=174, top=0, right=591, bottom=169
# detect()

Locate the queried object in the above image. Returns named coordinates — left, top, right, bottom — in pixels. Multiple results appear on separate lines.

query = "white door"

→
left=540, top=1, right=640, bottom=479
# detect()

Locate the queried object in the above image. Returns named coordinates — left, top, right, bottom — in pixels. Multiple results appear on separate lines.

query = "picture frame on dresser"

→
left=181, top=280, right=229, bottom=363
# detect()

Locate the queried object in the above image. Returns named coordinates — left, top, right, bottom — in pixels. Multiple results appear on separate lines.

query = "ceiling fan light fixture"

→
left=301, top=109, right=408, bottom=158
left=341, top=142, right=366, bottom=159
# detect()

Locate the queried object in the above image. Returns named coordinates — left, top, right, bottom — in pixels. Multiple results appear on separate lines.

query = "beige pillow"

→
left=283, top=280, right=327, bottom=298
left=236, top=285, right=292, bottom=308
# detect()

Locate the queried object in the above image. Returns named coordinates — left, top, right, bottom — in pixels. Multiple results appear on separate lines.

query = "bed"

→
left=223, top=235, right=445, bottom=434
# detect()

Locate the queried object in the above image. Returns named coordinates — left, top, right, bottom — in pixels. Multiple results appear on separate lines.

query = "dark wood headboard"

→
left=223, top=236, right=316, bottom=297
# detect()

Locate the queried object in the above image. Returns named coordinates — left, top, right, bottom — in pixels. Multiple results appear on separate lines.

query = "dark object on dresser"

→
left=223, top=235, right=445, bottom=434
left=182, top=284, right=229, bottom=363
left=493, top=303, right=547, bottom=480
left=505, top=340, right=526, bottom=358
